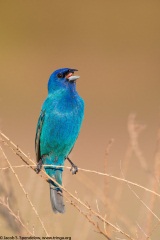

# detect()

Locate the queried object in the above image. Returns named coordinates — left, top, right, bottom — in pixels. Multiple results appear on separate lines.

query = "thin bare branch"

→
left=120, top=165, right=160, bottom=233
left=1, top=163, right=160, bottom=202
left=0, top=145, right=49, bottom=236
left=0, top=131, right=135, bottom=240
left=0, top=197, right=33, bottom=236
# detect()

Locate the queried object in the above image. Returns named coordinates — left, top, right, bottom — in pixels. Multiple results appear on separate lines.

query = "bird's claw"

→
left=70, top=164, right=78, bottom=175
left=35, top=159, right=43, bottom=174
left=66, top=157, right=78, bottom=175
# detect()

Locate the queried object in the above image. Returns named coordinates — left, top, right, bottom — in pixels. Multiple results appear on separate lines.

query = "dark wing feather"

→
left=35, top=110, right=45, bottom=162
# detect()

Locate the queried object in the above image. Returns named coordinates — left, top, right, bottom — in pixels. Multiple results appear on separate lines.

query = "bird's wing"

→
left=35, top=110, right=45, bottom=162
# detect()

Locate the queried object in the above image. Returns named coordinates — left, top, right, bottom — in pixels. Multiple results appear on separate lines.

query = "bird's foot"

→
left=35, top=159, right=43, bottom=174
left=67, top=157, right=78, bottom=175
left=70, top=164, right=78, bottom=175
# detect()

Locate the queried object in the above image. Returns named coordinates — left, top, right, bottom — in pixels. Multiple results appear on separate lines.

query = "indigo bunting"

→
left=35, top=68, right=84, bottom=213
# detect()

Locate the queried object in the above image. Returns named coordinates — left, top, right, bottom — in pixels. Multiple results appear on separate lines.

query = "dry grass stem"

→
left=136, top=222, right=150, bottom=240
left=128, top=114, right=148, bottom=172
left=64, top=194, right=111, bottom=239
left=0, top=197, right=33, bottom=236
left=0, top=145, right=49, bottom=237
left=0, top=131, right=136, bottom=240
left=1, top=163, right=160, bottom=201
left=120, top=168, right=160, bottom=236
left=144, top=127, right=160, bottom=238
left=0, top=160, right=160, bottom=198
left=104, top=139, right=114, bottom=204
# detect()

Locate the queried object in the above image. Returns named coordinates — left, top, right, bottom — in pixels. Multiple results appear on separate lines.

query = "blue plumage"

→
left=35, top=68, right=84, bottom=213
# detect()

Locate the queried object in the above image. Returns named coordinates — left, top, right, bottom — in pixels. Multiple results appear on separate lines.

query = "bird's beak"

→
left=68, top=75, right=80, bottom=82
left=66, top=70, right=80, bottom=82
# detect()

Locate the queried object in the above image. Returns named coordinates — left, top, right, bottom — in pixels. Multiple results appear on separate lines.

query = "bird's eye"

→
left=57, top=73, right=63, bottom=78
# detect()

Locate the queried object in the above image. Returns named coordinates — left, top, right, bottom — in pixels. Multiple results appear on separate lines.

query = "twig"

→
left=120, top=163, right=160, bottom=235
left=65, top=194, right=111, bottom=239
left=0, top=132, right=159, bottom=201
left=0, top=197, right=33, bottom=236
left=0, top=145, right=49, bottom=236
left=136, top=222, right=150, bottom=240
left=128, top=114, right=148, bottom=172
left=103, top=139, right=115, bottom=238
left=1, top=163, right=160, bottom=202
left=0, top=131, right=135, bottom=240
left=146, top=127, right=160, bottom=238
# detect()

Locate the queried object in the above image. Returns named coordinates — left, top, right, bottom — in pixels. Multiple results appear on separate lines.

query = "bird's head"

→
left=48, top=68, right=80, bottom=93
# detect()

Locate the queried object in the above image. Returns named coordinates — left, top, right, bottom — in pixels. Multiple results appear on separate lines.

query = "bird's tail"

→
left=49, top=169, right=65, bottom=214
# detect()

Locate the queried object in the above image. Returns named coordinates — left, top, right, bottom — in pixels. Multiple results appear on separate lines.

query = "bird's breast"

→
left=40, top=95, right=84, bottom=156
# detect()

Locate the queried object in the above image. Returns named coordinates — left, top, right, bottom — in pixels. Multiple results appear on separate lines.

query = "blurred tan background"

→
left=0, top=0, right=160, bottom=239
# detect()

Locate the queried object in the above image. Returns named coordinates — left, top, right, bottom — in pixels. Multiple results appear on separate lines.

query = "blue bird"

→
left=35, top=68, right=84, bottom=213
